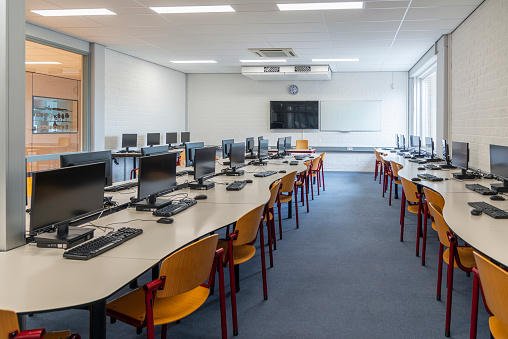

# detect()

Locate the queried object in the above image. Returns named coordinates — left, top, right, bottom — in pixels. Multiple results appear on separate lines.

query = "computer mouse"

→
left=491, top=195, right=506, bottom=201
left=157, top=217, right=174, bottom=224
left=411, top=177, right=421, bottom=182
left=194, top=194, right=207, bottom=200
left=470, top=209, right=482, bottom=216
left=245, top=179, right=253, bottom=183
left=418, top=167, right=425, bottom=170
left=279, top=170, right=286, bottom=173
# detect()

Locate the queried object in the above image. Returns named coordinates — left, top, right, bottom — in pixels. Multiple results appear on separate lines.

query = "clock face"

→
left=289, top=85, right=299, bottom=95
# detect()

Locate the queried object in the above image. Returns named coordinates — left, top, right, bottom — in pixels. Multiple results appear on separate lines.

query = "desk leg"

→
left=123, top=158, right=127, bottom=181
left=89, top=299, right=107, bottom=339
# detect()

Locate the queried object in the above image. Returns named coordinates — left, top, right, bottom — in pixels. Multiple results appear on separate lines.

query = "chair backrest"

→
left=389, top=160, right=402, bottom=177
left=427, top=202, right=452, bottom=247
left=156, top=234, right=219, bottom=298
left=27, top=176, right=32, bottom=197
left=279, top=171, right=297, bottom=194
left=310, top=157, right=320, bottom=171
left=234, top=204, right=265, bottom=245
left=374, top=148, right=382, bottom=161
left=295, top=140, right=309, bottom=149
left=268, top=179, right=281, bottom=209
left=422, top=187, right=445, bottom=213
left=319, top=152, right=326, bottom=162
left=179, top=150, right=186, bottom=167
left=400, top=177, right=420, bottom=204
left=0, top=309, right=20, bottom=336
left=474, top=251, right=508, bottom=326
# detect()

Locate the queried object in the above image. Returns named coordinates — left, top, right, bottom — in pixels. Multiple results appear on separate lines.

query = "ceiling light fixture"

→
left=312, top=58, right=359, bottom=62
left=151, top=5, right=235, bottom=14
left=278, top=2, right=364, bottom=11
left=240, top=59, right=287, bottom=63
left=30, top=8, right=116, bottom=16
left=170, top=60, right=218, bottom=64
left=25, top=61, right=62, bottom=64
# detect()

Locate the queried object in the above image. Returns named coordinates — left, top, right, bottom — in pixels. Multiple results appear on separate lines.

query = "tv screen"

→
left=270, top=101, right=319, bottom=129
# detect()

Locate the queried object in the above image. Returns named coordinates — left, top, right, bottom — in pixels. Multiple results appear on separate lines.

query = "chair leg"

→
left=305, top=182, right=309, bottom=213
left=270, top=207, right=277, bottom=250
left=277, top=199, right=282, bottom=240
left=416, top=197, right=422, bottom=257
left=218, top=257, right=228, bottom=339
left=161, top=324, right=168, bottom=339
left=445, top=245, right=455, bottom=337
left=288, top=199, right=292, bottom=219
left=294, top=188, right=299, bottom=228
left=422, top=203, right=428, bottom=266
left=400, top=191, right=406, bottom=242
left=437, top=243, right=444, bottom=301
left=310, top=176, right=314, bottom=200
left=379, top=164, right=383, bottom=184
left=317, top=171, right=320, bottom=195
left=470, top=271, right=479, bottom=339
left=374, top=160, right=378, bottom=180
left=394, top=183, right=399, bottom=199
left=234, top=265, right=240, bottom=293
left=321, top=167, right=325, bottom=191
left=265, top=218, right=273, bottom=268
left=227, top=248, right=238, bottom=336
left=258, top=221, right=268, bottom=300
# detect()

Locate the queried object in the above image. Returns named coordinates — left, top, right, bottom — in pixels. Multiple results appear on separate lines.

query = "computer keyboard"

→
left=417, top=174, right=444, bottom=182
left=104, top=181, right=138, bottom=192
left=468, top=201, right=508, bottom=219
left=153, top=199, right=197, bottom=217
left=424, top=164, right=442, bottom=170
left=290, top=161, right=299, bottom=165
left=63, top=227, right=143, bottom=260
left=465, top=184, right=498, bottom=195
left=417, top=160, right=428, bottom=164
left=253, top=171, right=278, bottom=177
left=226, top=180, right=247, bottom=191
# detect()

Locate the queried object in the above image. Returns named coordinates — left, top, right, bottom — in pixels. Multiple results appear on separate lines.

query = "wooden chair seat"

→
left=395, top=179, right=402, bottom=185
left=45, top=331, right=72, bottom=339
left=443, top=247, right=476, bottom=269
left=263, top=211, right=273, bottom=222
left=107, top=285, right=210, bottom=326
left=407, top=204, right=425, bottom=214
left=490, top=317, right=508, bottom=338
left=218, top=241, right=256, bottom=266
left=279, top=194, right=292, bottom=203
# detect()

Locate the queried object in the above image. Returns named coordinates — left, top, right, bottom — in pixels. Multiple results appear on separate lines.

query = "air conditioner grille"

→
left=264, top=67, right=280, bottom=73
left=295, top=66, right=311, bottom=72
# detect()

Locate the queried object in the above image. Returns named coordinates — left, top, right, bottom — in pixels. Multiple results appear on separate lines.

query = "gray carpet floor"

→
left=26, top=172, right=491, bottom=338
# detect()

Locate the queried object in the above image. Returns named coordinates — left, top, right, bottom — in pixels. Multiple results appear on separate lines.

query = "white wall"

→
left=450, top=0, right=508, bottom=171
left=104, top=49, right=186, bottom=150
left=188, top=72, right=407, bottom=171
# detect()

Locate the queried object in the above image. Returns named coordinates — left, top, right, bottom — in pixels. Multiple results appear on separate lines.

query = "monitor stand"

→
left=189, top=178, right=215, bottom=190
left=491, top=179, right=508, bottom=193
left=271, top=154, right=284, bottom=159
left=134, top=196, right=172, bottom=211
left=245, top=152, right=257, bottom=160
left=251, top=159, right=267, bottom=166
left=452, top=169, right=476, bottom=180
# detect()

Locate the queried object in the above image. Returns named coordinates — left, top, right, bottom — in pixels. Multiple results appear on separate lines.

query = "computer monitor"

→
left=166, top=132, right=178, bottom=145
left=230, top=142, right=246, bottom=169
left=185, top=142, right=205, bottom=167
left=246, top=137, right=254, bottom=153
left=410, top=136, right=421, bottom=155
left=191, top=146, right=216, bottom=189
left=395, top=134, right=400, bottom=148
left=30, top=163, right=105, bottom=236
left=258, top=139, right=269, bottom=160
left=442, top=139, right=450, bottom=162
left=258, top=136, right=263, bottom=145
left=424, top=137, right=434, bottom=158
left=400, top=135, right=406, bottom=150
left=147, top=133, right=160, bottom=146
left=181, top=132, right=190, bottom=144
left=489, top=144, right=508, bottom=192
left=141, top=145, right=169, bottom=157
left=122, top=134, right=137, bottom=151
left=137, top=153, right=177, bottom=208
left=221, top=139, right=234, bottom=159
left=284, top=136, right=292, bottom=153
left=277, top=137, right=284, bottom=156
left=60, top=150, right=112, bottom=187
left=451, top=141, right=472, bottom=179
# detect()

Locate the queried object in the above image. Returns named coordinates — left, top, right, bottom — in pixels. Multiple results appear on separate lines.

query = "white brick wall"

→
left=450, top=0, right=508, bottom=172
left=187, top=72, right=407, bottom=171
left=104, top=49, right=187, bottom=149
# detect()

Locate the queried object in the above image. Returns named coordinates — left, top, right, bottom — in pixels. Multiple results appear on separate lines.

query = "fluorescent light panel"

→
left=30, top=8, right=116, bottom=16
left=240, top=59, right=287, bottom=63
left=170, top=60, right=217, bottom=64
left=25, top=62, right=62, bottom=65
left=278, top=2, right=364, bottom=11
left=151, top=5, right=235, bottom=14
left=312, top=58, right=359, bottom=62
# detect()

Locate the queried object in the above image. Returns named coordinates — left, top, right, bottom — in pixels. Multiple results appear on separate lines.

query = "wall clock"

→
left=289, top=84, right=299, bottom=95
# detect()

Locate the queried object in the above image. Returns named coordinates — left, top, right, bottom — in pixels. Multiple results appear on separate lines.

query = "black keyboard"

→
left=63, top=227, right=143, bottom=260
left=104, top=182, right=138, bottom=192
left=417, top=174, right=444, bottom=182
left=465, top=184, right=498, bottom=195
left=226, top=181, right=247, bottom=191
left=468, top=201, right=508, bottom=219
left=153, top=199, right=197, bottom=217
left=424, top=164, right=442, bottom=170
left=417, top=160, right=428, bottom=164
left=254, top=171, right=277, bottom=177
left=290, top=161, right=299, bottom=165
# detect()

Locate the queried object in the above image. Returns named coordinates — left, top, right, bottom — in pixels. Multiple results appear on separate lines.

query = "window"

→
left=411, top=64, right=437, bottom=143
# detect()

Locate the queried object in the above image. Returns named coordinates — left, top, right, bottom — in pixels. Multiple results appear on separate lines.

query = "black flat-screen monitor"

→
left=401, top=135, right=406, bottom=150
left=258, top=139, right=269, bottom=160
left=424, top=137, right=434, bottom=157
left=185, top=142, right=205, bottom=167
left=410, top=135, right=420, bottom=148
left=451, top=141, right=469, bottom=170
left=166, top=132, right=178, bottom=145
left=246, top=137, right=254, bottom=153
left=137, top=153, right=177, bottom=206
left=122, top=134, right=137, bottom=149
left=221, top=139, right=234, bottom=159
left=141, top=145, right=169, bottom=157
left=194, top=146, right=216, bottom=184
left=181, top=132, right=190, bottom=144
left=270, top=101, right=319, bottom=129
left=284, top=136, right=292, bottom=153
left=395, top=134, right=400, bottom=148
left=230, top=142, right=245, bottom=169
left=490, top=144, right=508, bottom=191
left=147, top=133, right=160, bottom=146
left=30, top=163, right=105, bottom=234
left=277, top=137, right=284, bottom=155
left=60, top=150, right=112, bottom=187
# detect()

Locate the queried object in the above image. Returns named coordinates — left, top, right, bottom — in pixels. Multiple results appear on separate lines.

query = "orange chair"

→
left=295, top=140, right=309, bottom=150
left=427, top=203, right=476, bottom=337
left=295, top=160, right=311, bottom=213
left=217, top=204, right=267, bottom=336
left=381, top=157, right=392, bottom=198
left=374, top=148, right=383, bottom=182
left=277, top=171, right=299, bottom=238
left=106, top=235, right=227, bottom=339
left=399, top=177, right=425, bottom=257
left=318, top=152, right=326, bottom=191
left=309, top=157, right=321, bottom=199
left=388, top=160, right=403, bottom=206
left=264, top=179, right=281, bottom=267
left=421, top=187, right=445, bottom=266
left=0, top=309, right=81, bottom=339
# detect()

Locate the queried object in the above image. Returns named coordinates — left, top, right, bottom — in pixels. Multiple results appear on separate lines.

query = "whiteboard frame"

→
left=319, top=100, right=382, bottom=132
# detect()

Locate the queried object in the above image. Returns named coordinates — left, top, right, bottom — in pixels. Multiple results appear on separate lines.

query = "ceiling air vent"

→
left=249, top=48, right=297, bottom=58
left=295, top=66, right=311, bottom=72
left=264, top=66, right=280, bottom=73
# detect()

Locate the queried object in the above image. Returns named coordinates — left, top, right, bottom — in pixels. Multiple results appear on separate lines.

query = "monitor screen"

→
left=451, top=141, right=469, bottom=170
left=185, top=142, right=205, bottom=167
left=270, top=101, right=319, bottom=129
left=230, top=142, right=245, bottom=169
left=60, top=150, right=112, bottom=187
left=194, top=147, right=216, bottom=182
left=490, top=144, right=508, bottom=180
left=122, top=134, right=137, bottom=148
left=258, top=139, right=269, bottom=160
left=284, top=136, right=292, bottom=152
left=277, top=137, right=284, bottom=154
left=30, top=163, right=105, bottom=233
left=395, top=134, right=399, bottom=148
left=401, top=135, right=406, bottom=149
left=410, top=135, right=420, bottom=148
left=147, top=133, right=160, bottom=146
left=166, top=132, right=178, bottom=145
left=425, top=137, right=433, bottom=150
left=181, top=132, right=190, bottom=144
left=141, top=145, right=169, bottom=157
left=246, top=137, right=254, bottom=153
left=137, top=153, right=177, bottom=201
left=221, top=139, right=234, bottom=159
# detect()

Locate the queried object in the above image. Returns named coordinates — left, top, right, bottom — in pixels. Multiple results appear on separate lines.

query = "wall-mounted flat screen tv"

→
left=270, top=101, right=319, bottom=129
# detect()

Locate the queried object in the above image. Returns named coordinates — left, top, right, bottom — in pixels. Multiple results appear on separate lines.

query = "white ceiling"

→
left=25, top=0, right=484, bottom=74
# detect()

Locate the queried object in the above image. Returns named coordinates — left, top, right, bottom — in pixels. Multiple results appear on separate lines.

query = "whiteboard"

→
left=320, top=101, right=381, bottom=132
